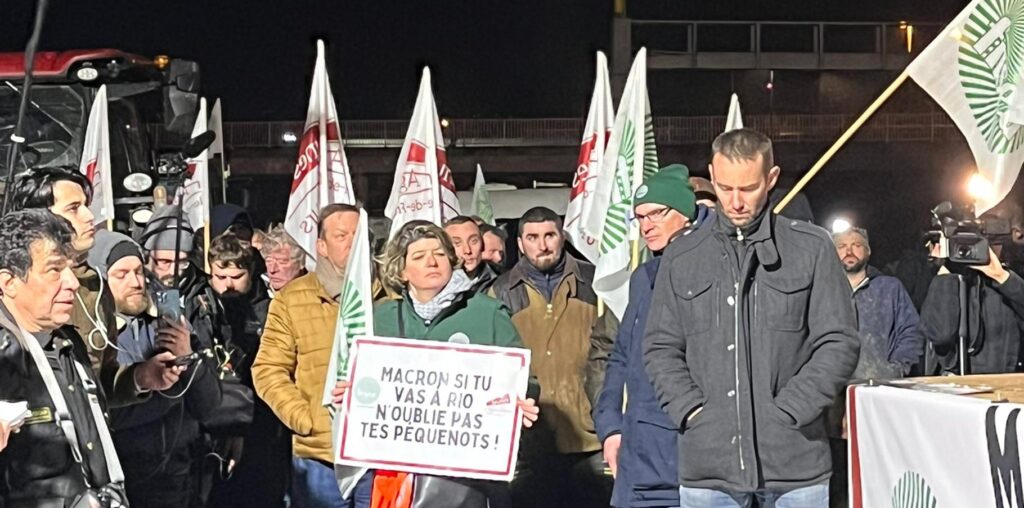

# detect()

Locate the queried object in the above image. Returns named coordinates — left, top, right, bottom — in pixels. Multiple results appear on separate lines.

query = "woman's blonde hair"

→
left=377, top=220, right=460, bottom=295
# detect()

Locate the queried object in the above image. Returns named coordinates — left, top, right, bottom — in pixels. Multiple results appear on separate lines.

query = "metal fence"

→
left=148, top=113, right=959, bottom=149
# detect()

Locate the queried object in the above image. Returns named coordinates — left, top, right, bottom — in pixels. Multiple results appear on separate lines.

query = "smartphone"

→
left=155, top=289, right=183, bottom=323
left=167, top=352, right=199, bottom=367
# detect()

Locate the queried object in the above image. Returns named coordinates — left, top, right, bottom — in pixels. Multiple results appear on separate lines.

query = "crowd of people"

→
left=1, top=127, right=1024, bottom=508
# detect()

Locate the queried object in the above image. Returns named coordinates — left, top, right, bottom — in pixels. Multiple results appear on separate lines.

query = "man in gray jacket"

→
left=643, top=128, right=859, bottom=507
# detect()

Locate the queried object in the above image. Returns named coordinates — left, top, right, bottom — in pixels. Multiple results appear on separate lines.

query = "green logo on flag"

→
left=335, top=279, right=368, bottom=374
left=958, top=0, right=1024, bottom=154
left=600, top=120, right=637, bottom=255
left=890, top=471, right=938, bottom=508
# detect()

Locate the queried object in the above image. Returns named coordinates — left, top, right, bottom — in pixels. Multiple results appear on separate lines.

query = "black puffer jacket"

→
left=643, top=209, right=859, bottom=493
left=0, top=304, right=120, bottom=507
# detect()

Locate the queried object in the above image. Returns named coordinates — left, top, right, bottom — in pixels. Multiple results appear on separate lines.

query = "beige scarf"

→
left=315, top=256, right=346, bottom=301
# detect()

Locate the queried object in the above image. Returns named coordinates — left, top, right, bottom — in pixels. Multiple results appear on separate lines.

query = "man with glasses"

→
left=592, top=164, right=708, bottom=508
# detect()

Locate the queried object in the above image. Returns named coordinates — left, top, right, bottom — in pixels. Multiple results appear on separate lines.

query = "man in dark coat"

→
left=0, top=209, right=128, bottom=507
left=644, top=129, right=859, bottom=507
left=592, top=164, right=706, bottom=508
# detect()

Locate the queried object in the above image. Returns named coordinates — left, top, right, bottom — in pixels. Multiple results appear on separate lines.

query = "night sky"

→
left=0, top=1, right=968, bottom=121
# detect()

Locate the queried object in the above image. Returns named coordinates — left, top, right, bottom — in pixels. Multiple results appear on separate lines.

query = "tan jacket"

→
left=252, top=272, right=337, bottom=462
left=490, top=256, right=601, bottom=454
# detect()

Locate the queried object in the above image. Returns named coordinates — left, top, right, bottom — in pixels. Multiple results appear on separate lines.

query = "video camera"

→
left=927, top=201, right=1011, bottom=265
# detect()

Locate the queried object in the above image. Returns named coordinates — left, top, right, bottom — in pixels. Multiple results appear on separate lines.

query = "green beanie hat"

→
left=633, top=164, right=697, bottom=220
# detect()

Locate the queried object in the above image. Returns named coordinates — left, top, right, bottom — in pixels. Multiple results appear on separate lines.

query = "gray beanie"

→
left=140, top=205, right=194, bottom=252
left=87, top=230, right=143, bottom=279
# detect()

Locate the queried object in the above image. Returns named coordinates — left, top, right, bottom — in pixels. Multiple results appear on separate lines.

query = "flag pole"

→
left=204, top=220, right=211, bottom=274
left=106, top=218, right=113, bottom=232
left=773, top=69, right=910, bottom=214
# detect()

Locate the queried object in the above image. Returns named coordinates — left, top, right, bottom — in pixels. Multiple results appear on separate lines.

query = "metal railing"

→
left=148, top=113, right=960, bottom=150
left=146, top=112, right=958, bottom=148
left=630, top=20, right=945, bottom=69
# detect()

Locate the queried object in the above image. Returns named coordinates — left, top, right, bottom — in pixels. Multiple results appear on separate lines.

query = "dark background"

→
left=3, top=0, right=1013, bottom=268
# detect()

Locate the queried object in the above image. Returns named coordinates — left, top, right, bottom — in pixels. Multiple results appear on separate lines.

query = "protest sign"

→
left=335, top=335, right=531, bottom=482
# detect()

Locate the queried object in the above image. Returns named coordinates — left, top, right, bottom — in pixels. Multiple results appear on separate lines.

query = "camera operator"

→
left=921, top=200, right=1024, bottom=374
left=94, top=225, right=222, bottom=507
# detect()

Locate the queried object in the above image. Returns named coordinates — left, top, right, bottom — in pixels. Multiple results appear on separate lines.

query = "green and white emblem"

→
left=891, top=471, right=938, bottom=508
left=958, top=0, right=1024, bottom=154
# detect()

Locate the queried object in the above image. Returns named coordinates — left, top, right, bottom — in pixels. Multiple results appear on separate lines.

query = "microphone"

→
left=181, top=130, right=216, bottom=159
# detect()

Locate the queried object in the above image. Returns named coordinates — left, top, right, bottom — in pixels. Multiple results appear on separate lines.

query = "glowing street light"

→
left=831, top=218, right=853, bottom=234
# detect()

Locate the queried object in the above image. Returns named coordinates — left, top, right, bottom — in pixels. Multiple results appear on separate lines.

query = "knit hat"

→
left=139, top=205, right=194, bottom=252
left=633, top=164, right=697, bottom=220
left=87, top=230, right=143, bottom=279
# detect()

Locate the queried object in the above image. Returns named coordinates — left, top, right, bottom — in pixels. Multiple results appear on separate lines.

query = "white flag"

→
left=470, top=164, right=495, bottom=225
left=907, top=0, right=1024, bottom=212
left=324, top=208, right=373, bottom=497
left=583, top=48, right=658, bottom=320
left=725, top=93, right=744, bottom=132
left=285, top=40, right=357, bottom=270
left=179, top=98, right=210, bottom=231
left=385, top=67, right=460, bottom=237
left=80, top=85, right=113, bottom=226
left=208, top=98, right=228, bottom=203
left=322, top=208, right=374, bottom=405
left=565, top=52, right=614, bottom=264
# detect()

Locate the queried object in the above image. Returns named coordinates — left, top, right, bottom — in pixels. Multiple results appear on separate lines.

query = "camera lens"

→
left=957, top=245, right=973, bottom=257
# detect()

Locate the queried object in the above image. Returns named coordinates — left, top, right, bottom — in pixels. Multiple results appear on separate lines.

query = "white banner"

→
left=180, top=98, right=210, bottom=230
left=384, top=67, right=460, bottom=237
left=335, top=336, right=531, bottom=482
left=849, top=384, right=1024, bottom=507
left=285, top=39, right=356, bottom=270
left=80, top=85, right=113, bottom=226
left=564, top=51, right=613, bottom=264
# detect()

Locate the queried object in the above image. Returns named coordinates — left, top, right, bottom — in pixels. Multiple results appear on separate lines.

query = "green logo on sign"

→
left=891, top=471, right=938, bottom=508
left=354, top=377, right=381, bottom=405
left=958, top=0, right=1024, bottom=154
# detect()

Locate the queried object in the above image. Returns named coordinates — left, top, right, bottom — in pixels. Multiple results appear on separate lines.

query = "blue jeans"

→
left=291, top=457, right=372, bottom=508
left=679, top=483, right=828, bottom=508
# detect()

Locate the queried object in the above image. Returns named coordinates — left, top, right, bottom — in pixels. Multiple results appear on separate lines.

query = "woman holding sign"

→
left=333, top=220, right=539, bottom=508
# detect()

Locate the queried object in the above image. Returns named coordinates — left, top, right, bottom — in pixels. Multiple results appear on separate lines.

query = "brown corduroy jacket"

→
left=490, top=255, right=601, bottom=454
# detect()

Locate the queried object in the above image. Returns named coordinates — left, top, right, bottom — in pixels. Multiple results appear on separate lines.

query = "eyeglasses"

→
left=634, top=207, right=672, bottom=224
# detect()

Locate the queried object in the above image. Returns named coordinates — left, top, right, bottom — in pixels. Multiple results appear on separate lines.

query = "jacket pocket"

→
left=674, top=279, right=717, bottom=335
left=677, top=404, right=732, bottom=484
left=758, top=274, right=811, bottom=332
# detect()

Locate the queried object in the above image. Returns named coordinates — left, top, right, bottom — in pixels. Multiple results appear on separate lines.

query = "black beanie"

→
left=107, top=241, right=144, bottom=269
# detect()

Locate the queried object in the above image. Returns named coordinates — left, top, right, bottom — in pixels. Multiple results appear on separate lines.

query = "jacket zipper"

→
left=730, top=226, right=745, bottom=472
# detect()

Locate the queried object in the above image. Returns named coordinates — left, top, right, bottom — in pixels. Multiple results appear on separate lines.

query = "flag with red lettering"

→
left=80, top=85, right=113, bottom=227
left=384, top=67, right=460, bottom=237
left=285, top=40, right=356, bottom=269
left=179, top=98, right=210, bottom=232
left=564, top=52, right=613, bottom=264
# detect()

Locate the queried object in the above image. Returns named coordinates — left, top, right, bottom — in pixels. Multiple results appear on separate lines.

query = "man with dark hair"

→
left=0, top=209, right=128, bottom=507
left=490, top=206, right=611, bottom=508
left=254, top=203, right=373, bottom=508
left=481, top=223, right=507, bottom=267
left=10, top=167, right=120, bottom=394
left=206, top=233, right=290, bottom=508
left=645, top=128, right=859, bottom=507
left=444, top=215, right=499, bottom=293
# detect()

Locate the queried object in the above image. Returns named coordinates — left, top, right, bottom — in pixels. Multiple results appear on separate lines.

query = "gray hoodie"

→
left=87, top=230, right=143, bottom=279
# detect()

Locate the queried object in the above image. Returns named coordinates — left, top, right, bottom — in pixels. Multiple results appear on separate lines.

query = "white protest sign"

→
left=335, top=335, right=531, bottom=482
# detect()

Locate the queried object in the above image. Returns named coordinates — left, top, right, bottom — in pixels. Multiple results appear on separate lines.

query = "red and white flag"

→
left=285, top=40, right=356, bottom=269
left=179, top=98, right=210, bottom=232
left=80, top=85, right=113, bottom=227
left=564, top=52, right=613, bottom=264
left=384, top=67, right=460, bottom=237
